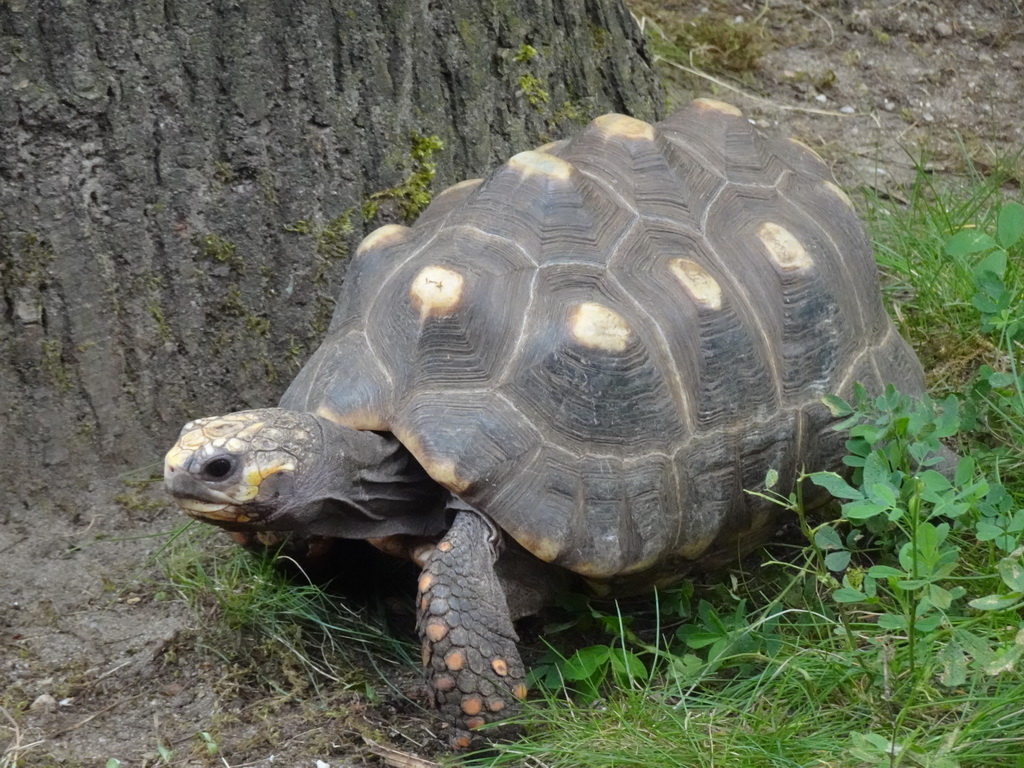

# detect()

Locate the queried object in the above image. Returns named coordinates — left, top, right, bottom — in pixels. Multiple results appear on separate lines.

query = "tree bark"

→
left=0, top=0, right=661, bottom=507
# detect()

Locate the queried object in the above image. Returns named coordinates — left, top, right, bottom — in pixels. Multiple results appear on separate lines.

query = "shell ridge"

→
left=502, top=425, right=674, bottom=464
left=697, top=179, right=729, bottom=235
left=698, top=226, right=784, bottom=410
left=571, top=166, right=640, bottom=217
left=602, top=268, right=695, bottom=434
left=444, top=222, right=541, bottom=268
left=792, top=406, right=806, bottom=475
left=668, top=460, right=686, bottom=552
left=493, top=269, right=540, bottom=387
left=775, top=171, right=874, bottom=336
left=595, top=214, right=642, bottom=272
left=822, top=324, right=884, bottom=398
left=357, top=328, right=395, bottom=390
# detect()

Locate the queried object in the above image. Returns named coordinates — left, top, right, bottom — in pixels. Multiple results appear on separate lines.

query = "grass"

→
left=864, top=155, right=1022, bottom=365
left=159, top=159, right=1023, bottom=765
left=631, top=1, right=770, bottom=79
left=162, top=525, right=417, bottom=703
left=629, top=0, right=776, bottom=109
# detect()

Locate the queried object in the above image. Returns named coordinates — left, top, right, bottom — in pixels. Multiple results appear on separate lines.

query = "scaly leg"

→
left=416, top=507, right=526, bottom=749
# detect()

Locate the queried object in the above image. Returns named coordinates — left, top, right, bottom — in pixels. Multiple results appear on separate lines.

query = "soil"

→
left=645, top=0, right=1024, bottom=188
left=3, top=1, right=1022, bottom=766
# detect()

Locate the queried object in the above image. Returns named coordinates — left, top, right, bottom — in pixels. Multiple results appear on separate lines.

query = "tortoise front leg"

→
left=416, top=506, right=527, bottom=749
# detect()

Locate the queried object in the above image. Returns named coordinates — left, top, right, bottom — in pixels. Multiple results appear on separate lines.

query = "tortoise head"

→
left=163, top=408, right=321, bottom=529
left=164, top=407, right=448, bottom=541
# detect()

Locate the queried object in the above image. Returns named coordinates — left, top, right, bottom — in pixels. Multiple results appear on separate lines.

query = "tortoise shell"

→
left=281, top=99, right=925, bottom=583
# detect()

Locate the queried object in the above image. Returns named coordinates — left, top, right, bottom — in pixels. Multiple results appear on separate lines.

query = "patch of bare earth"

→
left=1, top=486, right=440, bottom=767
left=3, top=1, right=1022, bottom=765
left=643, top=0, right=1023, bottom=187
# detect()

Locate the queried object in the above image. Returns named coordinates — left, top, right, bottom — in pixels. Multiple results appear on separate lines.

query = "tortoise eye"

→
left=202, top=457, right=235, bottom=480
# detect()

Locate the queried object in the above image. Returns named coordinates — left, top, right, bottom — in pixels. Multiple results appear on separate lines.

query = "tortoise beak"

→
left=163, top=463, right=254, bottom=523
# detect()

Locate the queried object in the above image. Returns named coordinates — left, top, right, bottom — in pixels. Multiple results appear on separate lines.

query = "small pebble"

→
left=30, top=694, right=57, bottom=713
left=935, top=21, right=953, bottom=38
left=883, top=99, right=896, bottom=111
left=840, top=105, right=856, bottom=115
left=815, top=93, right=827, bottom=103
left=923, top=112, right=935, bottom=123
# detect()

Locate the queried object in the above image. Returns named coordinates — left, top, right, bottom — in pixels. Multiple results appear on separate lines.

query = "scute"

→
left=413, top=178, right=484, bottom=231
left=776, top=170, right=890, bottom=342
left=702, top=184, right=852, bottom=401
left=451, top=147, right=636, bottom=268
left=500, top=263, right=685, bottom=453
left=609, top=222, right=780, bottom=429
left=476, top=446, right=683, bottom=577
left=562, top=113, right=725, bottom=227
left=295, top=100, right=929, bottom=580
left=365, top=228, right=535, bottom=395
left=325, top=223, right=414, bottom=336
left=658, top=100, right=784, bottom=186
left=282, top=331, right=393, bottom=430
left=392, top=390, right=541, bottom=499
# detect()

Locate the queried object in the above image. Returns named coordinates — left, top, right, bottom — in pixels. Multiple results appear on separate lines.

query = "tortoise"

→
left=163, top=98, right=929, bottom=746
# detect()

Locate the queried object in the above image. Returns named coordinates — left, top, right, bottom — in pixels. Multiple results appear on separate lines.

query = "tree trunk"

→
left=0, top=0, right=661, bottom=507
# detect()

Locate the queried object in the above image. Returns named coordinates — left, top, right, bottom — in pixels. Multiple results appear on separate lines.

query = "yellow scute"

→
left=592, top=113, right=655, bottom=141
left=394, top=428, right=469, bottom=493
left=758, top=222, right=812, bottom=271
left=693, top=98, right=743, bottom=117
left=669, top=258, right=723, bottom=310
left=570, top=302, right=632, bottom=352
left=409, top=265, right=465, bottom=321
left=508, top=150, right=573, bottom=180
left=356, top=224, right=409, bottom=256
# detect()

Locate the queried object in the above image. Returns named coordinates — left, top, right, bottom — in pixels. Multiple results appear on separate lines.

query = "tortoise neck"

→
left=308, top=416, right=449, bottom=539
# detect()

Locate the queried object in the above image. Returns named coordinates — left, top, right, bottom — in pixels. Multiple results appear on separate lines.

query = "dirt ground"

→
left=645, top=0, right=1024, bottom=187
left=3, top=1, right=1022, bottom=766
